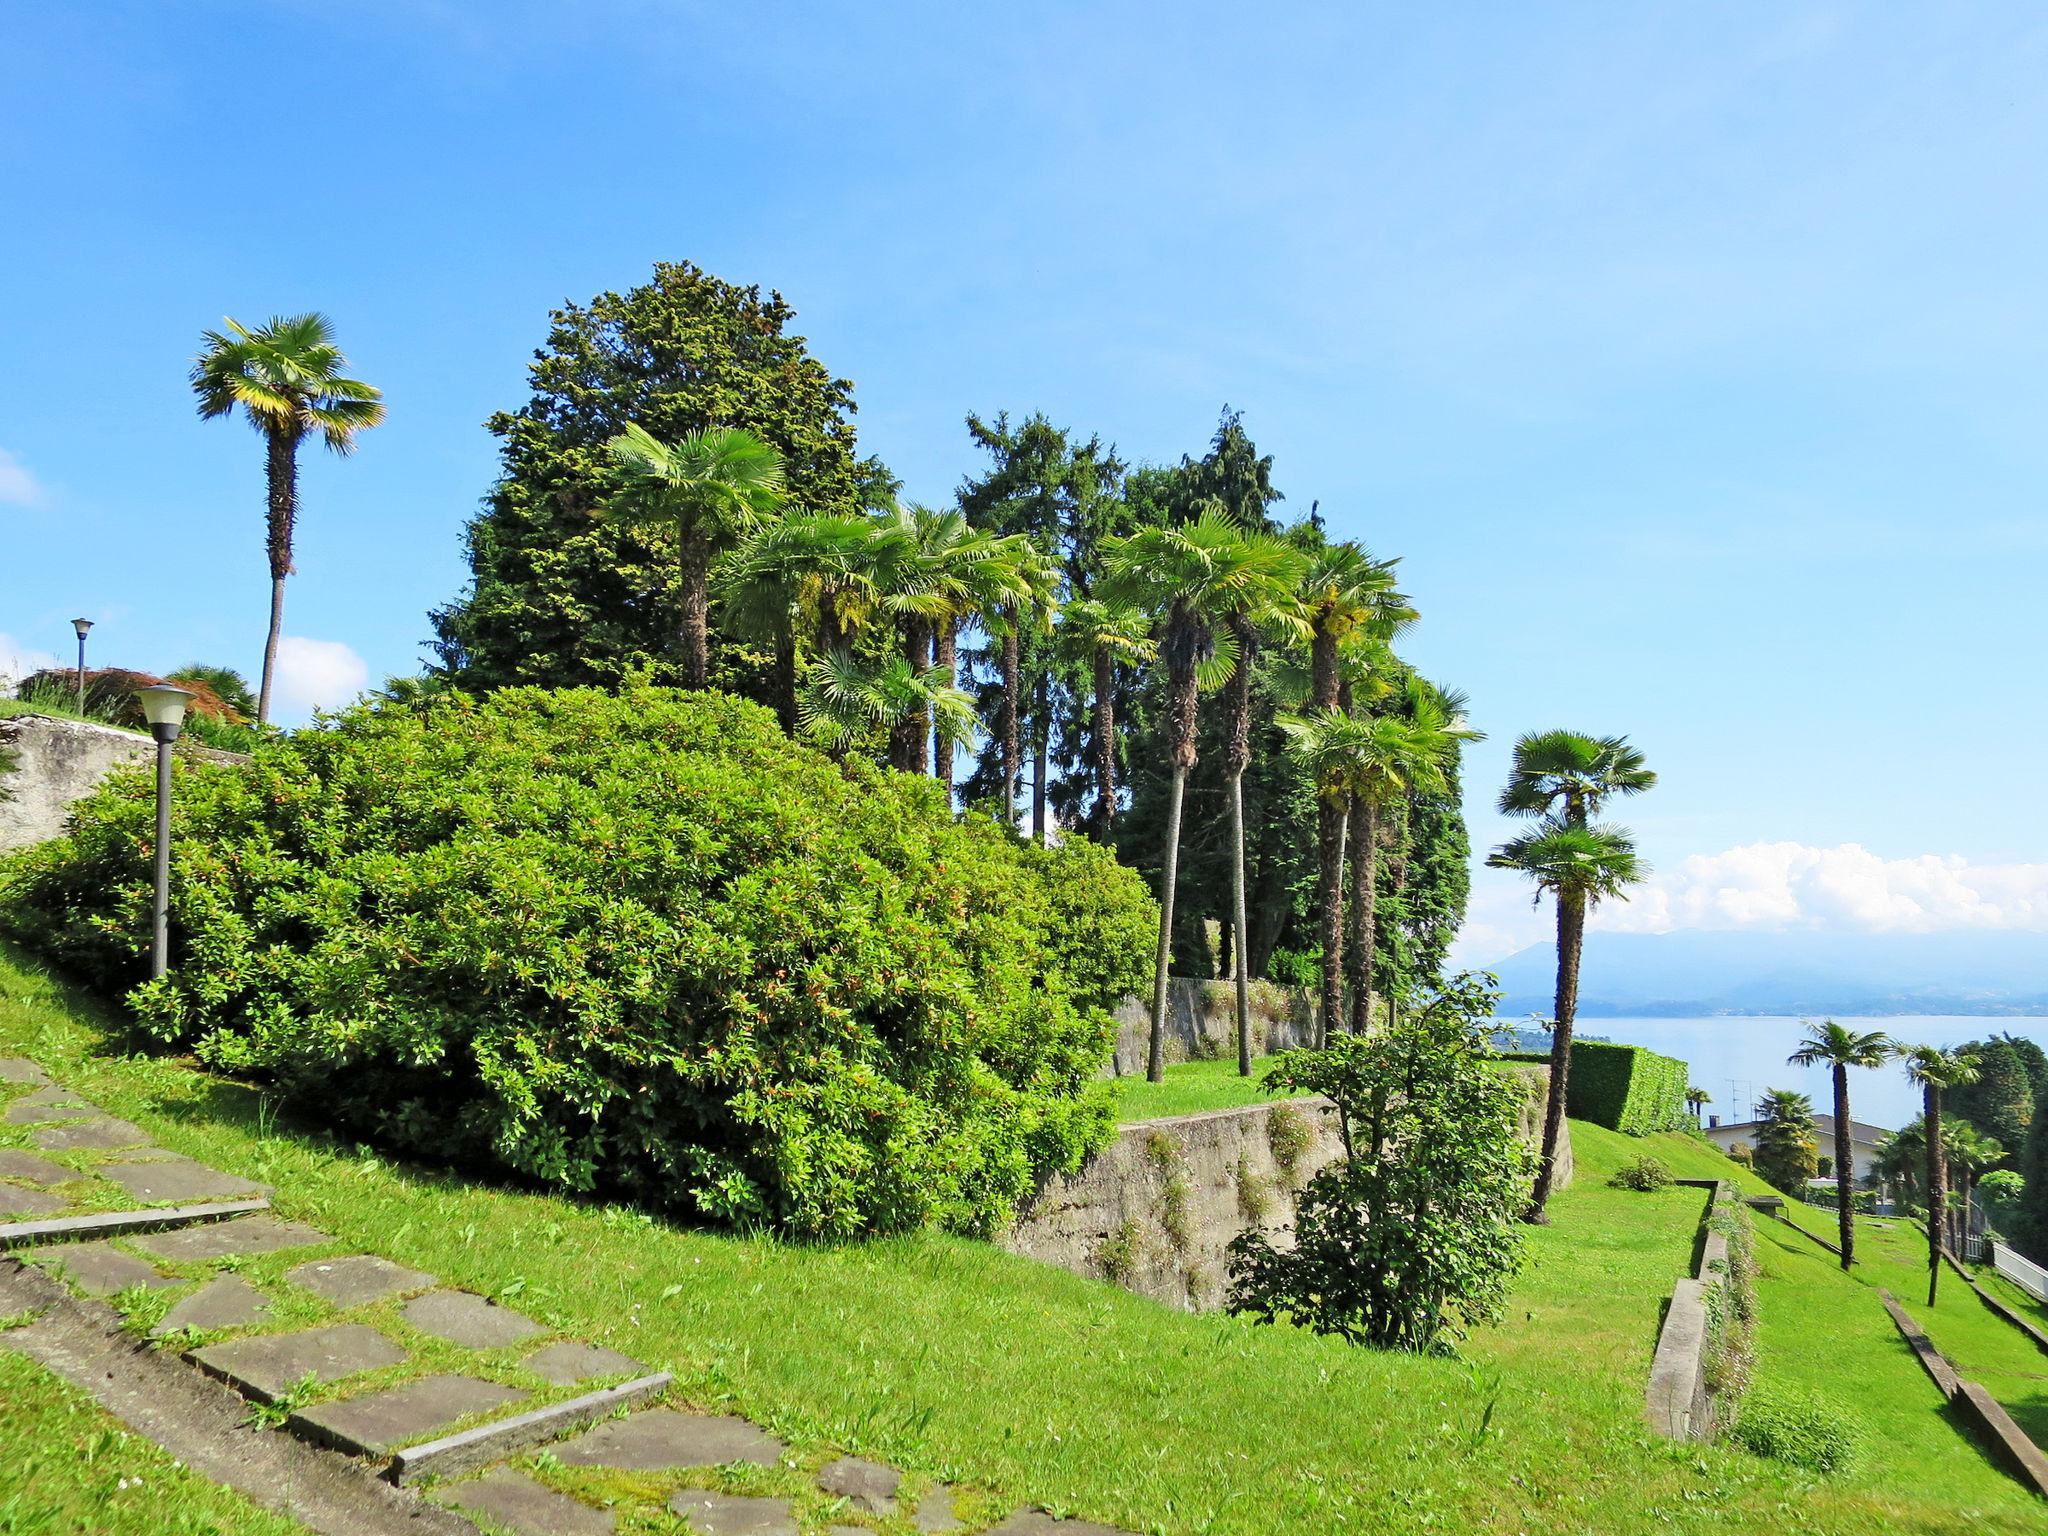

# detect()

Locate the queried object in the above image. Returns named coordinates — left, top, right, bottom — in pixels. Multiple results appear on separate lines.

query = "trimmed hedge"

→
left=0, top=685, right=1160, bottom=1239
left=1503, top=1039, right=1691, bottom=1135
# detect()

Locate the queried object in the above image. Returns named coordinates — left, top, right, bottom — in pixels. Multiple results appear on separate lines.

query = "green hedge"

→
left=0, top=685, right=1160, bottom=1240
left=1502, top=1039, right=1691, bottom=1135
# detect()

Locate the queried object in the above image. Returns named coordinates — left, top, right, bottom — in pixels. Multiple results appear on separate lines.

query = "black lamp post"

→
left=137, top=684, right=194, bottom=980
left=71, top=618, right=92, bottom=711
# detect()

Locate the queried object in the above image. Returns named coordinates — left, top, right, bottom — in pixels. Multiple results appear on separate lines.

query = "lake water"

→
left=1541, top=1016, right=2048, bottom=1132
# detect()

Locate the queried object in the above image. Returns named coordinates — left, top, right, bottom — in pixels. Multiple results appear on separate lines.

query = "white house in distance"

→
left=1703, top=1112, right=1890, bottom=1187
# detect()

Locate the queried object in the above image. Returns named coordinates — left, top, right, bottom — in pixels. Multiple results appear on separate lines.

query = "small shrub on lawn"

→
left=1730, top=1386, right=1862, bottom=1475
left=0, top=685, right=1158, bottom=1239
left=1609, top=1155, right=1673, bottom=1191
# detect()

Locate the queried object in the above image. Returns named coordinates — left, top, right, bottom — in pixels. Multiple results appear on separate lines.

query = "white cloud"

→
left=0, top=632, right=64, bottom=691
left=0, top=448, right=43, bottom=507
left=1603, top=841, right=2048, bottom=936
left=270, top=636, right=370, bottom=720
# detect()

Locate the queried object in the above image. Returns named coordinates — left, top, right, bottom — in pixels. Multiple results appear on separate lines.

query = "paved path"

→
left=0, top=1059, right=1136, bottom=1535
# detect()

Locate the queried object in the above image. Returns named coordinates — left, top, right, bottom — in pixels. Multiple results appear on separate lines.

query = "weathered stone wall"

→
left=1107, top=979, right=1318, bottom=1076
left=0, top=714, right=245, bottom=855
left=1003, top=1065, right=1568, bottom=1311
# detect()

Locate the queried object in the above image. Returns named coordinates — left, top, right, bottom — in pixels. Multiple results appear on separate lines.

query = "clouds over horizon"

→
left=0, top=448, right=43, bottom=507
left=271, top=636, right=369, bottom=720
left=1459, top=840, right=2048, bottom=964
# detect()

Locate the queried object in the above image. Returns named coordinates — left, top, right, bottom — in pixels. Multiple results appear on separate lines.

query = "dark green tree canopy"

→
left=432, top=261, right=872, bottom=691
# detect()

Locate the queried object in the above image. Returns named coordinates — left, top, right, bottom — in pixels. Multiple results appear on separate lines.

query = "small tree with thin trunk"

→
left=1901, top=1044, right=1980, bottom=1304
left=1053, top=598, right=1154, bottom=840
left=1788, top=1020, right=1893, bottom=1269
left=191, top=314, right=384, bottom=726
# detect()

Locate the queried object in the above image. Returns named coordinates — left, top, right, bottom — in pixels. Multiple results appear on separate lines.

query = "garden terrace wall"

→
left=0, top=713, right=245, bottom=855
left=1645, top=1179, right=1741, bottom=1441
left=1107, top=979, right=1317, bottom=1076
left=1004, top=1065, right=1564, bottom=1311
left=1502, top=1039, right=1691, bottom=1134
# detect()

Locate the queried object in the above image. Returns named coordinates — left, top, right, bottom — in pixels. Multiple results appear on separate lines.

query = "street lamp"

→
left=70, top=618, right=92, bottom=711
left=137, top=684, right=195, bottom=981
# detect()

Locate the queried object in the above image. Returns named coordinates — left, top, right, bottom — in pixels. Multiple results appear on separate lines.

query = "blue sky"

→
left=3, top=2, right=2045, bottom=962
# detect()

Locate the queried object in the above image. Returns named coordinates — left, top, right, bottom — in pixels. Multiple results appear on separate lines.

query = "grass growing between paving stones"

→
left=0, top=1347, right=315, bottom=1535
left=1, top=945, right=2041, bottom=1535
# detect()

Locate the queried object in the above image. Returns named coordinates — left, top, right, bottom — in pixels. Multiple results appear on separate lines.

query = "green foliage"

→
left=1946, top=1034, right=2035, bottom=1166
left=1608, top=1155, right=1673, bottom=1191
left=1750, top=1089, right=1820, bottom=1195
left=0, top=685, right=1158, bottom=1239
left=1266, top=1103, right=1314, bottom=1184
left=1731, top=1386, right=1862, bottom=1475
left=1702, top=1198, right=1758, bottom=1400
left=1096, top=1218, right=1143, bottom=1285
left=1226, top=975, right=1534, bottom=1352
left=1501, top=1040, right=1691, bottom=1135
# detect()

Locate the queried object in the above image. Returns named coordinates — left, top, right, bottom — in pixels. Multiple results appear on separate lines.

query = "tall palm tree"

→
left=1946, top=1123, right=2005, bottom=1255
left=1498, top=729, right=1657, bottom=829
left=1901, top=1045, right=1981, bottom=1304
left=1788, top=1020, right=1894, bottom=1269
left=1487, top=819, right=1648, bottom=1222
left=1102, top=506, right=1306, bottom=1081
left=191, top=314, right=385, bottom=725
left=797, top=647, right=977, bottom=762
left=1685, top=1086, right=1712, bottom=1124
left=605, top=422, right=787, bottom=690
left=990, top=555, right=1061, bottom=827
left=1053, top=598, right=1154, bottom=839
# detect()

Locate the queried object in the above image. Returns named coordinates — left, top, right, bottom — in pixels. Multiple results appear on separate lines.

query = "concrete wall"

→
left=1645, top=1180, right=1735, bottom=1441
left=1107, top=978, right=1319, bottom=1076
left=0, top=714, right=245, bottom=855
left=1004, top=1064, right=1567, bottom=1311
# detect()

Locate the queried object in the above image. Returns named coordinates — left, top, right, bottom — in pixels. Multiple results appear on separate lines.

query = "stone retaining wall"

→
left=1645, top=1179, right=1736, bottom=1441
left=1003, top=1065, right=1565, bottom=1311
left=0, top=713, right=246, bottom=855
left=1107, top=979, right=1317, bottom=1076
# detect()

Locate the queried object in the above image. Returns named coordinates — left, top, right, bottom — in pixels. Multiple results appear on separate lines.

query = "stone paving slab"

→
left=441, top=1469, right=616, bottom=1535
left=389, top=1371, right=672, bottom=1486
left=151, top=1275, right=272, bottom=1337
left=4, top=1096, right=94, bottom=1125
left=0, top=1197, right=269, bottom=1248
left=0, top=1185, right=69, bottom=1219
left=102, top=1158, right=270, bottom=1204
left=403, top=1290, right=545, bottom=1349
left=912, top=1487, right=967, bottom=1533
left=522, top=1339, right=644, bottom=1386
left=28, top=1239, right=179, bottom=1296
left=34, top=1117, right=150, bottom=1152
left=985, top=1512, right=1133, bottom=1535
left=188, top=1323, right=410, bottom=1403
left=290, top=1372, right=528, bottom=1457
left=665, top=1490, right=797, bottom=1535
left=133, top=1213, right=330, bottom=1261
left=0, top=1149, right=75, bottom=1185
left=553, top=1407, right=786, bottom=1471
left=0, top=1058, right=52, bottom=1085
left=289, top=1253, right=438, bottom=1306
left=817, top=1455, right=901, bottom=1514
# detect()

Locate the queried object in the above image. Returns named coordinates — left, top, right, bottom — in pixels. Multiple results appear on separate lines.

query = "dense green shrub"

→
left=1502, top=1039, right=1690, bottom=1134
left=1608, top=1155, right=1673, bottom=1191
left=1730, top=1386, right=1861, bottom=1475
left=0, top=686, right=1157, bottom=1238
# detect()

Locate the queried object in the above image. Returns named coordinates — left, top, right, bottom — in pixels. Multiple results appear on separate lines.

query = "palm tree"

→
left=1947, top=1123, right=2005, bottom=1255
left=797, top=648, right=977, bottom=762
left=1487, top=819, right=1647, bottom=1222
left=1498, top=729, right=1657, bottom=829
left=1788, top=1020, right=1894, bottom=1269
left=1685, top=1087, right=1712, bottom=1124
left=990, top=558, right=1061, bottom=827
left=1052, top=598, right=1154, bottom=839
left=604, top=422, right=787, bottom=691
left=1102, top=506, right=1306, bottom=1081
left=1901, top=1045, right=1981, bottom=1304
left=191, top=314, right=385, bottom=725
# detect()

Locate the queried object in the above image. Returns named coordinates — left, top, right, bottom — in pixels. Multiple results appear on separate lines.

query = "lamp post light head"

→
left=138, top=684, right=196, bottom=744
left=71, top=617, right=93, bottom=638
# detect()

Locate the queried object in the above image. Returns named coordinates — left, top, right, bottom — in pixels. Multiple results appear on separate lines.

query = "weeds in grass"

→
left=242, top=1371, right=323, bottom=1430
left=1730, top=1385, right=1863, bottom=1475
left=1234, top=1157, right=1274, bottom=1225
left=0, top=1308, right=38, bottom=1330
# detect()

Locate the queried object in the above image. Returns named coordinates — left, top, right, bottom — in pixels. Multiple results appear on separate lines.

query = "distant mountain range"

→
left=1479, top=929, right=2048, bottom=1017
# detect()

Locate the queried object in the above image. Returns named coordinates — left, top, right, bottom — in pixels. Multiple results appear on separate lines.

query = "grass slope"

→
left=0, top=947, right=2038, bottom=1535
left=1109, top=1057, right=1300, bottom=1122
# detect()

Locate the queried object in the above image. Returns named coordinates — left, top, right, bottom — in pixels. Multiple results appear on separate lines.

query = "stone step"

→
left=388, top=1370, right=673, bottom=1485
left=0, top=1197, right=270, bottom=1249
left=151, top=1274, right=273, bottom=1337
left=287, top=1253, right=437, bottom=1306
left=187, top=1322, right=411, bottom=1404
left=290, top=1373, right=529, bottom=1459
left=440, top=1469, right=616, bottom=1535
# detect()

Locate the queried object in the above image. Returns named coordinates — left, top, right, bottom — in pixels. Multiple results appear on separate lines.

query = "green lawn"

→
left=1108, top=1056, right=1300, bottom=1122
left=0, top=1346, right=312, bottom=1535
left=1, top=947, right=2039, bottom=1535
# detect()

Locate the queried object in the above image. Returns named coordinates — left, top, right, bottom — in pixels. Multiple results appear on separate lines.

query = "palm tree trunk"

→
left=256, top=425, right=300, bottom=727
left=1149, top=763, right=1189, bottom=1083
left=774, top=629, right=797, bottom=735
left=1000, top=615, right=1021, bottom=821
left=1092, top=646, right=1116, bottom=840
left=1315, top=799, right=1346, bottom=1050
left=1346, top=795, right=1379, bottom=1034
left=892, top=619, right=930, bottom=773
left=1229, top=771, right=1253, bottom=1076
left=1032, top=672, right=1049, bottom=843
left=933, top=621, right=956, bottom=793
left=678, top=535, right=711, bottom=691
left=1529, top=887, right=1585, bottom=1222
left=1225, top=612, right=1255, bottom=1073
left=1834, top=1063, right=1855, bottom=1269
left=1926, top=1084, right=1944, bottom=1305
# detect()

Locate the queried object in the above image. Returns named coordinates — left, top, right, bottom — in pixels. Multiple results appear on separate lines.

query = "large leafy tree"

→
left=431, top=262, right=871, bottom=695
left=191, top=313, right=384, bottom=725
left=1101, top=507, right=1304, bottom=1081
left=604, top=423, right=786, bottom=690
left=1488, top=818, right=1647, bottom=1222
left=1901, top=1044, right=1980, bottom=1303
left=1945, top=1035, right=2035, bottom=1165
left=1749, top=1087, right=1820, bottom=1196
left=1788, top=1019, right=1894, bottom=1267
